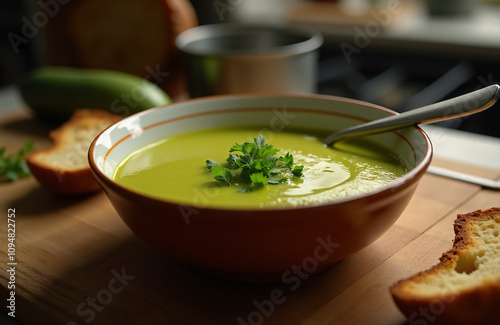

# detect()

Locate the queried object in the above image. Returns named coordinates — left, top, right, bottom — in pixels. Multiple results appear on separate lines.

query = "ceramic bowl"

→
left=89, top=94, right=432, bottom=282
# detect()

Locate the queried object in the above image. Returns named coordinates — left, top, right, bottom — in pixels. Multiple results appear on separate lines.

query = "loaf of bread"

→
left=390, top=207, right=500, bottom=325
left=26, top=109, right=121, bottom=195
left=66, top=0, right=198, bottom=98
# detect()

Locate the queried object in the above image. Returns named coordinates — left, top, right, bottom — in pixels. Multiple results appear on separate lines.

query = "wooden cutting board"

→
left=1, top=108, right=499, bottom=325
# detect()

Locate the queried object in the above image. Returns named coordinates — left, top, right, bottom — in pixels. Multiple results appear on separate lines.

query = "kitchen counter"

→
left=1, top=87, right=500, bottom=324
left=235, top=0, right=500, bottom=61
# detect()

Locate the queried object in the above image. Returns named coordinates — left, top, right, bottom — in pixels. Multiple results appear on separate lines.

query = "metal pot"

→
left=175, top=23, right=323, bottom=97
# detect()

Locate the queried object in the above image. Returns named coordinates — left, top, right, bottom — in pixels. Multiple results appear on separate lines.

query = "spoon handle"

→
left=323, top=84, right=500, bottom=145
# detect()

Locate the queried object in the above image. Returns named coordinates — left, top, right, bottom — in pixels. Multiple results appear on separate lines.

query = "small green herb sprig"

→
left=206, top=135, right=303, bottom=192
left=0, top=140, right=34, bottom=182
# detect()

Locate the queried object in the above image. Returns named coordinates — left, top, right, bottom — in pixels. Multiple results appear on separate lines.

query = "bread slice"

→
left=26, top=109, right=121, bottom=195
left=67, top=0, right=198, bottom=98
left=390, top=208, right=500, bottom=325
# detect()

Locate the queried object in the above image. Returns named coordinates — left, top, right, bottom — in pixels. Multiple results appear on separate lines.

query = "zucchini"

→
left=18, top=66, right=171, bottom=122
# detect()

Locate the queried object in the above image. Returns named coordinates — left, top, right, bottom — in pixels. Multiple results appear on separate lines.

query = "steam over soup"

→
left=113, top=127, right=407, bottom=208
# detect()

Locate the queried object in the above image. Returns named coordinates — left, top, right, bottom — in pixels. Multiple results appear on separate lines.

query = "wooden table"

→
left=1, top=108, right=499, bottom=325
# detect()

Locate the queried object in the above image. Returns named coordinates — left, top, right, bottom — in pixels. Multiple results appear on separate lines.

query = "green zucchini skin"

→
left=19, top=66, right=172, bottom=122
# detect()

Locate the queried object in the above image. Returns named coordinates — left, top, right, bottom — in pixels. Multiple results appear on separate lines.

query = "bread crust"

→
left=390, top=208, right=500, bottom=325
left=26, top=109, right=121, bottom=195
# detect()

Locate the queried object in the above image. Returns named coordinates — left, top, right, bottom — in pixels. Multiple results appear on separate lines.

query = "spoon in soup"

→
left=322, top=84, right=500, bottom=146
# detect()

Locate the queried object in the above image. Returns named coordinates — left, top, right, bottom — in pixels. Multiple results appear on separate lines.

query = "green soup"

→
left=113, top=127, right=407, bottom=209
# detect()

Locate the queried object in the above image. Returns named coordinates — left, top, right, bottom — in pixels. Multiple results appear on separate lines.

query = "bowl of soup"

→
left=89, top=94, right=432, bottom=282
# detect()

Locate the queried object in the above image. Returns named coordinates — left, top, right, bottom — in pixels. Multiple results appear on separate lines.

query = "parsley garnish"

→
left=206, top=135, right=303, bottom=192
left=210, top=164, right=233, bottom=186
left=0, top=140, right=34, bottom=182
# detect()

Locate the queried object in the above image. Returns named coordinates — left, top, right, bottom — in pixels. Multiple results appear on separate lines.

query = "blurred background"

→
left=1, top=0, right=500, bottom=137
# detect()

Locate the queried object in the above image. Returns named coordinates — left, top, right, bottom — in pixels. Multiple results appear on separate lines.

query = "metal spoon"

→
left=322, top=84, right=500, bottom=146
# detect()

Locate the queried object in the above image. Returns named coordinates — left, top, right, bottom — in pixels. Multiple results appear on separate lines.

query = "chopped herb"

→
left=0, top=140, right=35, bottom=182
left=279, top=152, right=294, bottom=168
left=292, top=165, right=304, bottom=177
left=268, top=177, right=287, bottom=184
left=250, top=172, right=268, bottom=187
left=206, top=159, right=220, bottom=168
left=210, top=165, right=233, bottom=186
left=206, top=135, right=303, bottom=192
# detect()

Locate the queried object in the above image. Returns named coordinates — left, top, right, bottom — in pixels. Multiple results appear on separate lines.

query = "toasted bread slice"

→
left=26, top=109, right=121, bottom=195
left=390, top=208, right=500, bottom=325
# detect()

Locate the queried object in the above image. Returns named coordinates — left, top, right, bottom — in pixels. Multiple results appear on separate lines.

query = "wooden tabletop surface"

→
left=1, top=108, right=499, bottom=325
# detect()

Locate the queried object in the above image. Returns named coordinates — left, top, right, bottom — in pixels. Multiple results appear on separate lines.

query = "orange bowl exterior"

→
left=97, top=173, right=422, bottom=282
